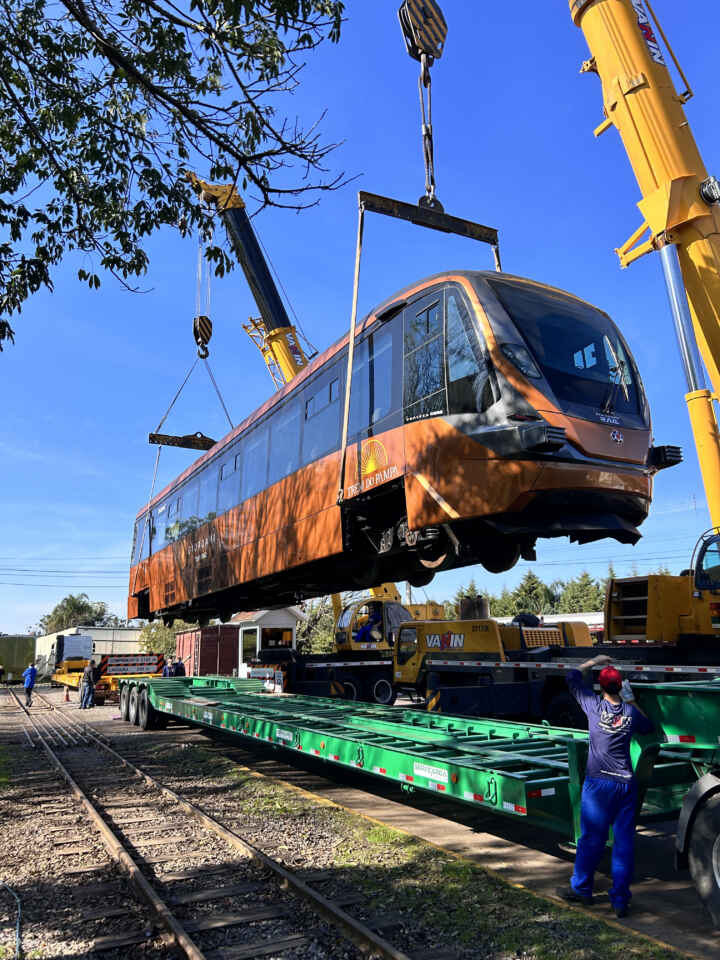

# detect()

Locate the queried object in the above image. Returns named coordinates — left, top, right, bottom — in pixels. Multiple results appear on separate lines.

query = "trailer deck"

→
left=124, top=676, right=719, bottom=843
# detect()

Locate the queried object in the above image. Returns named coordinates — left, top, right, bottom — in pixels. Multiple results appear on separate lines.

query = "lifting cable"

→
left=132, top=356, right=199, bottom=594
left=132, top=232, right=234, bottom=595
left=336, top=198, right=366, bottom=505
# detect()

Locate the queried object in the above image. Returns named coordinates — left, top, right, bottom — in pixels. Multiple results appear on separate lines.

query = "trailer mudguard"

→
left=675, top=772, right=720, bottom=869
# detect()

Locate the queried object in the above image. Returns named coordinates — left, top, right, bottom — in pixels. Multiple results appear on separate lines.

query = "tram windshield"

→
left=489, top=278, right=645, bottom=424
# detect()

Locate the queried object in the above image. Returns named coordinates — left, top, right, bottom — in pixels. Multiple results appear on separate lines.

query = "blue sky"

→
left=1, top=1, right=717, bottom=631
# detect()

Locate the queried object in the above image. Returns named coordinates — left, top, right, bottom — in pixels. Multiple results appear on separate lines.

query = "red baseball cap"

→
left=598, top=666, right=622, bottom=690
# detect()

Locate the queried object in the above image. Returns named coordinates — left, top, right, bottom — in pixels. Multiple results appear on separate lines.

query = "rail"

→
left=7, top=687, right=205, bottom=959
left=9, top=688, right=413, bottom=960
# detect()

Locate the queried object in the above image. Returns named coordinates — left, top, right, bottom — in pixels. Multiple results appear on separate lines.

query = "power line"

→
left=0, top=582, right=127, bottom=589
left=0, top=568, right=128, bottom=575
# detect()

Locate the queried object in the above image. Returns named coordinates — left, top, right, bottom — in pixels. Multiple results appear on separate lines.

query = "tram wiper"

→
left=601, top=340, right=629, bottom=414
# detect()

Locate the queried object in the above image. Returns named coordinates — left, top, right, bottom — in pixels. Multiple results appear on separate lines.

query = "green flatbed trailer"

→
left=118, top=675, right=720, bottom=924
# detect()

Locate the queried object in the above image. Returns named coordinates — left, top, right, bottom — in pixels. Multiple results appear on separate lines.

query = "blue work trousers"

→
left=80, top=682, right=94, bottom=709
left=571, top=777, right=638, bottom=909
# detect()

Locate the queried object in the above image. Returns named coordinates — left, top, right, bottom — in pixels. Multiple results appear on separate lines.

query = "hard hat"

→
left=598, top=666, right=623, bottom=692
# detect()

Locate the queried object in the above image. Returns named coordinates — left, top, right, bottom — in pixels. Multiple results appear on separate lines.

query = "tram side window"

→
left=349, top=324, right=395, bottom=437
left=177, top=479, right=200, bottom=534
left=404, top=293, right=446, bottom=422
left=164, top=495, right=184, bottom=543
left=446, top=290, right=497, bottom=414
left=218, top=449, right=241, bottom=515
left=303, top=374, right=340, bottom=463
left=132, top=516, right=151, bottom=563
left=197, top=466, right=219, bottom=524
left=241, top=427, right=268, bottom=500
left=268, top=397, right=302, bottom=485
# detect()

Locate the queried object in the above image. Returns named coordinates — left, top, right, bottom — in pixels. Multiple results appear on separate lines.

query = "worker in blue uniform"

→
left=556, top=654, right=654, bottom=918
left=22, top=663, right=37, bottom=707
left=355, top=604, right=384, bottom=645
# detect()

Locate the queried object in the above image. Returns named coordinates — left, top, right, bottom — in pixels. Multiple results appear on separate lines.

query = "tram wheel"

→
left=408, top=569, right=434, bottom=588
left=128, top=686, right=140, bottom=725
left=119, top=685, right=130, bottom=722
left=480, top=539, right=521, bottom=574
left=688, top=794, right=720, bottom=925
left=372, top=677, right=396, bottom=706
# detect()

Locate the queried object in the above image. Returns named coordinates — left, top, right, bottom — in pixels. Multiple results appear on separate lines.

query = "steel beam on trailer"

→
left=142, top=677, right=592, bottom=838
left=123, top=676, right=720, bottom=846
left=425, top=658, right=720, bottom=677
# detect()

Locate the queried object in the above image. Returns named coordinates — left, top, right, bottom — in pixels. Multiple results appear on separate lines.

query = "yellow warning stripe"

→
left=427, top=691, right=441, bottom=712
left=414, top=472, right=460, bottom=519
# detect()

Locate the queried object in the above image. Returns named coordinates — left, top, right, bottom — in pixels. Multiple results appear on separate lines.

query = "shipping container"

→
left=175, top=625, right=240, bottom=677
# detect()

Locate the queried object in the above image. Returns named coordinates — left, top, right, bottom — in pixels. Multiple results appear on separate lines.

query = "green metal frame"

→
left=119, top=677, right=720, bottom=843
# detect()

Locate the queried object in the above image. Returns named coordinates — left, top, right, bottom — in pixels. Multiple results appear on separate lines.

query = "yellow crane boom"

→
left=570, top=0, right=720, bottom=524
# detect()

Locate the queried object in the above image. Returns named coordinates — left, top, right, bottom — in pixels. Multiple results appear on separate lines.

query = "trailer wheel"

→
left=545, top=692, right=586, bottom=730
left=343, top=677, right=361, bottom=701
left=372, top=678, right=396, bottom=706
left=138, top=688, right=154, bottom=730
left=128, top=686, right=140, bottom=725
left=119, top=685, right=130, bottom=722
left=688, top=793, right=720, bottom=925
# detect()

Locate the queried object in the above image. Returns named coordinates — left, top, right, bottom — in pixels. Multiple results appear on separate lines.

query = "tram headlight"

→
left=500, top=343, right=542, bottom=380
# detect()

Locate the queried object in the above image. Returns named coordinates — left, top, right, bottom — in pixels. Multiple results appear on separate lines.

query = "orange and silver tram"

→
left=128, top=270, right=677, bottom=623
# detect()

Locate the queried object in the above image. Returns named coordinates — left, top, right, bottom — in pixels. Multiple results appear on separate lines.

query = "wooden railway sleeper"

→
left=62, top=711, right=415, bottom=960
left=9, top=692, right=207, bottom=960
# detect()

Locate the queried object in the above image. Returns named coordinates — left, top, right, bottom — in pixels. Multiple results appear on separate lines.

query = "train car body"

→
left=128, top=270, right=666, bottom=623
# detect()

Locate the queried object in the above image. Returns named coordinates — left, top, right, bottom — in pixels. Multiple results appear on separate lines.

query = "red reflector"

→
left=474, top=793, right=484, bottom=802
left=297, top=744, right=303, bottom=750
left=379, top=767, right=386, bottom=774
left=331, top=754, right=340, bottom=760
left=528, top=789, right=541, bottom=799
left=679, top=735, right=696, bottom=743
left=516, top=805, right=527, bottom=815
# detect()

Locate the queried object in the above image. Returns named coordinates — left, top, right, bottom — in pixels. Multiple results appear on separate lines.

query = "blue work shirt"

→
left=567, top=669, right=654, bottom=783
left=22, top=666, right=37, bottom=689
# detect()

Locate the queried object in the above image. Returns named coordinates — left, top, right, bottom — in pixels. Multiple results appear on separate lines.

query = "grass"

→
left=207, top=752, right=691, bottom=960
left=143, top=739, right=692, bottom=958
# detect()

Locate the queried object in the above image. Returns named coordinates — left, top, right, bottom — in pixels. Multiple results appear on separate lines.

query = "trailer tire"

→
left=372, top=677, right=396, bottom=706
left=138, top=688, right=153, bottom=730
left=688, top=793, right=720, bottom=925
left=544, top=692, right=586, bottom=730
left=128, top=686, right=140, bottom=725
left=343, top=677, right=361, bottom=701
left=119, top=685, right=130, bottom=722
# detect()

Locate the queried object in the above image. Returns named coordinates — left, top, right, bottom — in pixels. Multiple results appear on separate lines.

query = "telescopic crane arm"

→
left=189, top=174, right=309, bottom=387
left=569, top=0, right=720, bottom=526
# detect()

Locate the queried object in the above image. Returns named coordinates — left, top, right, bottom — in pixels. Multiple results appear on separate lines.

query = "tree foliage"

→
left=295, top=595, right=335, bottom=654
left=39, top=592, right=111, bottom=633
left=137, top=618, right=197, bottom=658
left=0, top=0, right=345, bottom=345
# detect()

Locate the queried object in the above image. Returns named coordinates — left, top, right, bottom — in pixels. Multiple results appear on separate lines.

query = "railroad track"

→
left=2, top=688, right=414, bottom=960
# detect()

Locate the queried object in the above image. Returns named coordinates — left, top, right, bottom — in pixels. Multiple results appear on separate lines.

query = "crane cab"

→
left=334, top=599, right=412, bottom=653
